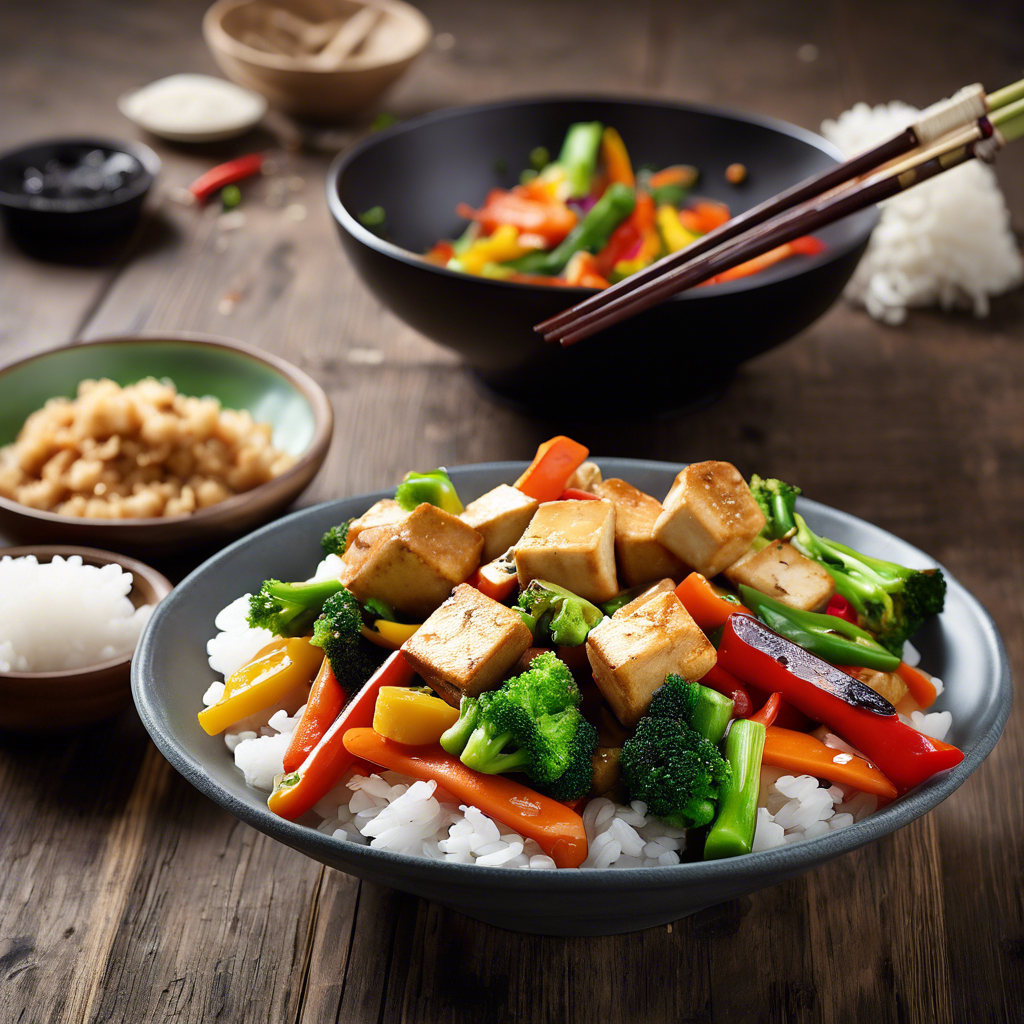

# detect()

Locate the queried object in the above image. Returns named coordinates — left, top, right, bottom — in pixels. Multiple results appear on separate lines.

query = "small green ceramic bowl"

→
left=0, top=334, right=333, bottom=556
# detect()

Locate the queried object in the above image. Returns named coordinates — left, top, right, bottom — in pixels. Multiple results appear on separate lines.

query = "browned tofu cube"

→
left=653, top=461, right=765, bottom=578
left=402, top=584, right=533, bottom=705
left=346, top=498, right=409, bottom=550
left=594, top=478, right=689, bottom=587
left=845, top=666, right=909, bottom=707
left=340, top=503, right=484, bottom=619
left=514, top=500, right=618, bottom=603
left=460, top=484, right=539, bottom=562
left=611, top=578, right=677, bottom=619
left=724, top=540, right=836, bottom=612
left=586, top=591, right=716, bottom=727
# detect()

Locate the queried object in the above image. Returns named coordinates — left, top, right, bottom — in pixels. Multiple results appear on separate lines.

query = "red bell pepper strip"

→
left=282, top=657, right=347, bottom=774
left=826, top=594, right=858, bottom=624
left=718, top=614, right=963, bottom=794
left=593, top=218, right=642, bottom=276
left=189, top=153, right=265, bottom=203
left=699, top=663, right=753, bottom=719
left=342, top=729, right=588, bottom=868
left=559, top=488, right=601, bottom=501
left=457, top=189, right=577, bottom=246
left=267, top=651, right=415, bottom=820
left=748, top=691, right=782, bottom=727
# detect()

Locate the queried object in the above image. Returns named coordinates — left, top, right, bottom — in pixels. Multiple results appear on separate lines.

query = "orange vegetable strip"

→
left=514, top=435, right=590, bottom=503
left=457, top=189, right=577, bottom=245
left=601, top=127, right=635, bottom=188
left=467, top=564, right=518, bottom=602
left=283, top=657, right=346, bottom=774
left=707, top=242, right=799, bottom=284
left=647, top=165, right=697, bottom=189
left=674, top=572, right=750, bottom=632
left=762, top=726, right=898, bottom=800
left=748, top=691, right=782, bottom=727
left=267, top=652, right=415, bottom=821
left=342, top=729, right=589, bottom=868
left=690, top=199, right=731, bottom=231
left=896, top=661, right=938, bottom=709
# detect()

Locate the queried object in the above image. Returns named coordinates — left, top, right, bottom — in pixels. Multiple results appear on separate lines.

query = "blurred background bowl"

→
left=203, top=0, right=432, bottom=122
left=0, top=544, right=172, bottom=733
left=0, top=334, right=333, bottom=557
left=327, top=96, right=879, bottom=414
left=0, top=137, right=159, bottom=260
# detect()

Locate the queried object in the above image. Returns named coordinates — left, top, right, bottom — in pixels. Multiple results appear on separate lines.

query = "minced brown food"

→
left=0, top=377, right=295, bottom=518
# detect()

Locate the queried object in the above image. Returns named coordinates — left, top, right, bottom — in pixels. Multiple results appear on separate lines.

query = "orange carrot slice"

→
left=674, top=572, right=750, bottom=632
left=514, top=436, right=590, bottom=503
left=896, top=661, right=938, bottom=709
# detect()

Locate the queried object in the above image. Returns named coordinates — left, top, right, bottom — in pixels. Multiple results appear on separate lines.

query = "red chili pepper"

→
left=189, top=153, right=266, bottom=203
left=282, top=658, right=347, bottom=774
left=559, top=488, right=601, bottom=501
left=747, top=691, right=782, bottom=727
left=826, top=594, right=858, bottom=624
left=699, top=663, right=753, bottom=719
left=267, top=651, right=415, bottom=820
left=718, top=614, right=963, bottom=794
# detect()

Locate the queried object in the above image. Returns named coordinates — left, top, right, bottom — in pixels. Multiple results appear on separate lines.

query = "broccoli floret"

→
left=748, top=475, right=946, bottom=655
left=320, top=519, right=353, bottom=557
left=620, top=716, right=731, bottom=829
left=440, top=651, right=598, bottom=799
left=394, top=468, right=463, bottom=514
left=247, top=578, right=346, bottom=636
left=517, top=579, right=604, bottom=646
left=310, top=588, right=380, bottom=692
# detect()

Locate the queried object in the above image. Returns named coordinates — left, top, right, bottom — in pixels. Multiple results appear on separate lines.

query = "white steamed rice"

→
left=821, top=101, right=1022, bottom=323
left=0, top=553, right=152, bottom=672
left=203, top=557, right=950, bottom=868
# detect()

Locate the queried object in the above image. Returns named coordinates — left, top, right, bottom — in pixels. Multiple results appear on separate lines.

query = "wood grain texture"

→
left=0, top=0, right=1022, bottom=1021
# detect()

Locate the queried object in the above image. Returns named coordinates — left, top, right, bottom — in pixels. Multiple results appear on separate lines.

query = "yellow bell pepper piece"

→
left=456, top=224, right=534, bottom=275
left=361, top=620, right=420, bottom=650
left=601, top=127, right=635, bottom=187
left=198, top=637, right=323, bottom=735
left=657, top=204, right=701, bottom=253
left=372, top=686, right=460, bottom=746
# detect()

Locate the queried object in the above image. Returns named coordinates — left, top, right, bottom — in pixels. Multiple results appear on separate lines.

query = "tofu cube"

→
left=844, top=666, right=909, bottom=708
left=653, top=461, right=765, bottom=578
left=611, top=578, right=677, bottom=619
left=402, top=584, right=534, bottom=705
left=594, top=478, right=689, bottom=587
left=724, top=540, right=836, bottom=612
left=460, top=484, right=539, bottom=562
left=514, top=500, right=618, bottom=603
left=340, top=504, right=484, bottom=619
left=346, top=498, right=409, bottom=550
left=586, top=591, right=717, bottom=727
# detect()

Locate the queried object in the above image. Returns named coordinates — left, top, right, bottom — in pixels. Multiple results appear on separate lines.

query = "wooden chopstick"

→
left=536, top=84, right=996, bottom=345
left=547, top=131, right=987, bottom=347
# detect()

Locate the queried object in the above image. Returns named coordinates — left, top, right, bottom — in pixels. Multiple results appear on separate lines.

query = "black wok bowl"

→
left=327, top=96, right=877, bottom=413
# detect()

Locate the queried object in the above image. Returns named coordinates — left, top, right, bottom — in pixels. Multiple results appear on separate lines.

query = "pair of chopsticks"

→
left=537, top=79, right=1024, bottom=347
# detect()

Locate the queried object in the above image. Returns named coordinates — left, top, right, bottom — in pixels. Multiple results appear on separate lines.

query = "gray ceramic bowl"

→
left=132, top=460, right=1011, bottom=935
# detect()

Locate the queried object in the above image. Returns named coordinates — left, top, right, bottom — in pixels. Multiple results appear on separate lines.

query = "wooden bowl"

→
left=203, top=0, right=432, bottom=121
left=0, top=333, right=334, bottom=556
left=0, top=545, right=172, bottom=732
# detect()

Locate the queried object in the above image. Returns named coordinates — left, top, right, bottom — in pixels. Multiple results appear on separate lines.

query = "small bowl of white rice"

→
left=0, top=545, right=172, bottom=732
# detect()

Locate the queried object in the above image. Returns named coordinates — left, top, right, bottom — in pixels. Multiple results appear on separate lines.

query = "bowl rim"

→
left=0, top=136, right=161, bottom=213
left=203, top=0, right=433, bottom=74
left=0, top=332, right=334, bottom=533
left=326, top=93, right=880, bottom=300
left=0, top=543, right=172, bottom=680
left=133, top=457, right=1013, bottom=892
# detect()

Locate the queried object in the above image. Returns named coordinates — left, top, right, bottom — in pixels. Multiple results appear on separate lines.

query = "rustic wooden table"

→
left=1, top=1, right=1021, bottom=1020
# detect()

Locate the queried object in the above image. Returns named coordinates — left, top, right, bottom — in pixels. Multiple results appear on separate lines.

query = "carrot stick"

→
left=514, top=436, right=590, bottom=503
left=896, top=661, right=938, bottom=709
left=601, top=127, right=635, bottom=188
left=283, top=657, right=346, bottom=773
left=762, top=726, right=898, bottom=799
left=648, top=165, right=698, bottom=190
left=674, top=572, right=750, bottom=632
left=342, top=728, right=589, bottom=868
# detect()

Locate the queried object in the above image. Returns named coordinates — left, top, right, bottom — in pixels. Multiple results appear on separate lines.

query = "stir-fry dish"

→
left=423, top=123, right=824, bottom=288
left=200, top=438, right=962, bottom=870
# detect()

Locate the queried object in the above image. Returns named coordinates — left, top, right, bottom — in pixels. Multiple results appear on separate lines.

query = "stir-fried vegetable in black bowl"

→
left=326, top=97, right=878, bottom=414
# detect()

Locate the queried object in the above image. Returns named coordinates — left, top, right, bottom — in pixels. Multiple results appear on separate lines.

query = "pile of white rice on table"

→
left=0, top=553, right=152, bottom=672
left=203, top=556, right=950, bottom=869
left=822, top=101, right=1022, bottom=324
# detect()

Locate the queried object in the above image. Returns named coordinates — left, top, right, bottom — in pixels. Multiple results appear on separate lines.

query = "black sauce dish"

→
left=327, top=96, right=879, bottom=414
left=132, top=460, right=1011, bottom=936
left=0, top=137, right=160, bottom=259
